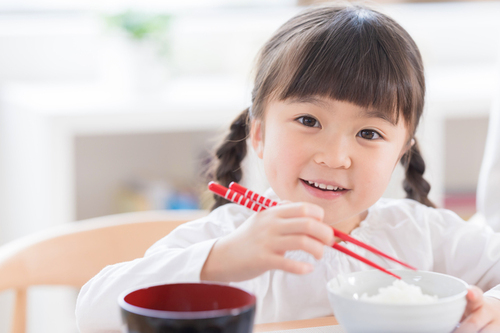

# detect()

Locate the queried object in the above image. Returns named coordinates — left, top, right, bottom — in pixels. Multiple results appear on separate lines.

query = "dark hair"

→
left=210, top=4, right=435, bottom=210
left=210, top=108, right=249, bottom=209
left=401, top=140, right=435, bottom=208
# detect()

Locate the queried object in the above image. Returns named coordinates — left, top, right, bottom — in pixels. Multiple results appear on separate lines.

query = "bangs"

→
left=259, top=6, right=424, bottom=128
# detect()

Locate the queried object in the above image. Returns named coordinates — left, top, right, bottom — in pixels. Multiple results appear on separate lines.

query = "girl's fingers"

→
left=454, top=286, right=489, bottom=333
left=272, top=235, right=325, bottom=260
left=479, top=323, right=500, bottom=333
left=464, top=286, right=484, bottom=316
left=278, top=218, right=334, bottom=245
left=455, top=307, right=491, bottom=333
left=269, top=202, right=324, bottom=221
left=268, top=255, right=314, bottom=275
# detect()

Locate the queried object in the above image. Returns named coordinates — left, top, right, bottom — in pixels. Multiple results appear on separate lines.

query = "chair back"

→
left=0, top=210, right=207, bottom=333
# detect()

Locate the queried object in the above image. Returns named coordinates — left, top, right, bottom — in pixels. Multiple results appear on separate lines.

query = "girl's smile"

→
left=300, top=178, right=349, bottom=200
left=251, top=96, right=411, bottom=234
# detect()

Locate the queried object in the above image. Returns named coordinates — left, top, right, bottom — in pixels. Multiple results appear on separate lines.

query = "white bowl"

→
left=327, top=270, right=468, bottom=333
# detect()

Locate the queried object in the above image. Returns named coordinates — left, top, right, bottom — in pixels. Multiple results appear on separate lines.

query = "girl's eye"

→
left=358, top=130, right=382, bottom=140
left=296, top=116, right=320, bottom=128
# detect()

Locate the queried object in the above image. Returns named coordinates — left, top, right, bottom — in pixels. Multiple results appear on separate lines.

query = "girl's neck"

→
left=328, top=209, right=368, bottom=238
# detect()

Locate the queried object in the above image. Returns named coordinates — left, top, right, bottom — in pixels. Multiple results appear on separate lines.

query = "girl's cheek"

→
left=369, top=162, right=397, bottom=194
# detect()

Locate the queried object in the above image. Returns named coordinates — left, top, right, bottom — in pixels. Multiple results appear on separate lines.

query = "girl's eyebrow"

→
left=358, top=109, right=397, bottom=126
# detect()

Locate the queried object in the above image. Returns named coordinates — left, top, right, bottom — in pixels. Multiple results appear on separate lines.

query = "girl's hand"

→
left=454, top=286, right=500, bottom=333
left=200, top=202, right=335, bottom=282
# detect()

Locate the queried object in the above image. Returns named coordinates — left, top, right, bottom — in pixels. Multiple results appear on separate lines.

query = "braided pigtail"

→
left=210, top=108, right=250, bottom=210
left=400, top=139, right=436, bottom=208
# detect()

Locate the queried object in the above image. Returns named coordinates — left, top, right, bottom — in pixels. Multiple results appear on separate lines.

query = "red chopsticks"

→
left=208, top=181, right=266, bottom=212
left=208, top=181, right=418, bottom=279
left=228, top=182, right=278, bottom=208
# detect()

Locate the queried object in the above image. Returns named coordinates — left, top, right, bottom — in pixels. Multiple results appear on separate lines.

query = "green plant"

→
left=106, top=11, right=173, bottom=41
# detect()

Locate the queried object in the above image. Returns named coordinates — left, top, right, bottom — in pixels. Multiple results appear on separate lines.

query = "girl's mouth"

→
left=301, top=179, right=347, bottom=191
left=300, top=178, right=349, bottom=199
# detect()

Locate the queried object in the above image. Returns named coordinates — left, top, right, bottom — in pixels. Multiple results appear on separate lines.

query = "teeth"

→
left=306, top=180, right=343, bottom=191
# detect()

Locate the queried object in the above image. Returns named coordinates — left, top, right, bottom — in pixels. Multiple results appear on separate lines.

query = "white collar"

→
left=263, top=187, right=281, bottom=202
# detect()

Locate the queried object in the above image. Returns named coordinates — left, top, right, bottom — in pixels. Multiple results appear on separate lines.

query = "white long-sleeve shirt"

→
left=76, top=189, right=500, bottom=333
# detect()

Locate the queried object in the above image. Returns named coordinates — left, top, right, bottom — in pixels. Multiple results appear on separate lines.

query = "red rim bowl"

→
left=118, top=283, right=257, bottom=320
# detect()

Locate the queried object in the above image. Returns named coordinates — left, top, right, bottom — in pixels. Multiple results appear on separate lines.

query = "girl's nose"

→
left=313, top=138, right=352, bottom=169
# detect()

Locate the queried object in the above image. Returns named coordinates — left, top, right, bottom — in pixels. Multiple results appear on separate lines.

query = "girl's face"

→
left=251, top=97, right=411, bottom=230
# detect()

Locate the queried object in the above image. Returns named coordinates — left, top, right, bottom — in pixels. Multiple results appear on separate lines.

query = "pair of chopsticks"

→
left=208, top=181, right=417, bottom=279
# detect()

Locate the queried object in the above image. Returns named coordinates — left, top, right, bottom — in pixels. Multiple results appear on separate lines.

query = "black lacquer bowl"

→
left=119, top=283, right=257, bottom=333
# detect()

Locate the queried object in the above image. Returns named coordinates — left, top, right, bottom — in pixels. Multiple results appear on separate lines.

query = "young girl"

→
left=76, top=4, right=500, bottom=332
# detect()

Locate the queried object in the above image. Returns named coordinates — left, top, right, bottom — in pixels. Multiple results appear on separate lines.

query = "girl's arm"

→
left=430, top=208, right=500, bottom=292
left=75, top=211, right=237, bottom=333
left=76, top=201, right=334, bottom=332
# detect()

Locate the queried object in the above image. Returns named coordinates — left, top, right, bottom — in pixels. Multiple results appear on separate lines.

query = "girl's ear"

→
left=250, top=119, right=264, bottom=159
left=399, top=138, right=415, bottom=159
left=394, top=137, right=415, bottom=170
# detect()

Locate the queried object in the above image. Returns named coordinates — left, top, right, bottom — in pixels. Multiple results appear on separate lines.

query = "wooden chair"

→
left=0, top=210, right=207, bottom=333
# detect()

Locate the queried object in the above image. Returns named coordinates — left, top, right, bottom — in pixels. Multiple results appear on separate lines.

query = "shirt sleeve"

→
left=75, top=213, right=230, bottom=333
left=429, top=207, right=500, bottom=297
left=485, top=285, right=500, bottom=300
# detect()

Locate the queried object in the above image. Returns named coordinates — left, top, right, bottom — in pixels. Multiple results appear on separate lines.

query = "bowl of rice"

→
left=326, top=269, right=468, bottom=333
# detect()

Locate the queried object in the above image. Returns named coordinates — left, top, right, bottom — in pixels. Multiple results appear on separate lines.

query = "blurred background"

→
left=0, top=0, right=499, bottom=332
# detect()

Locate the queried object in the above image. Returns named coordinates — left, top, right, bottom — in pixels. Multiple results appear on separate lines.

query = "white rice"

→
left=360, top=280, right=439, bottom=304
